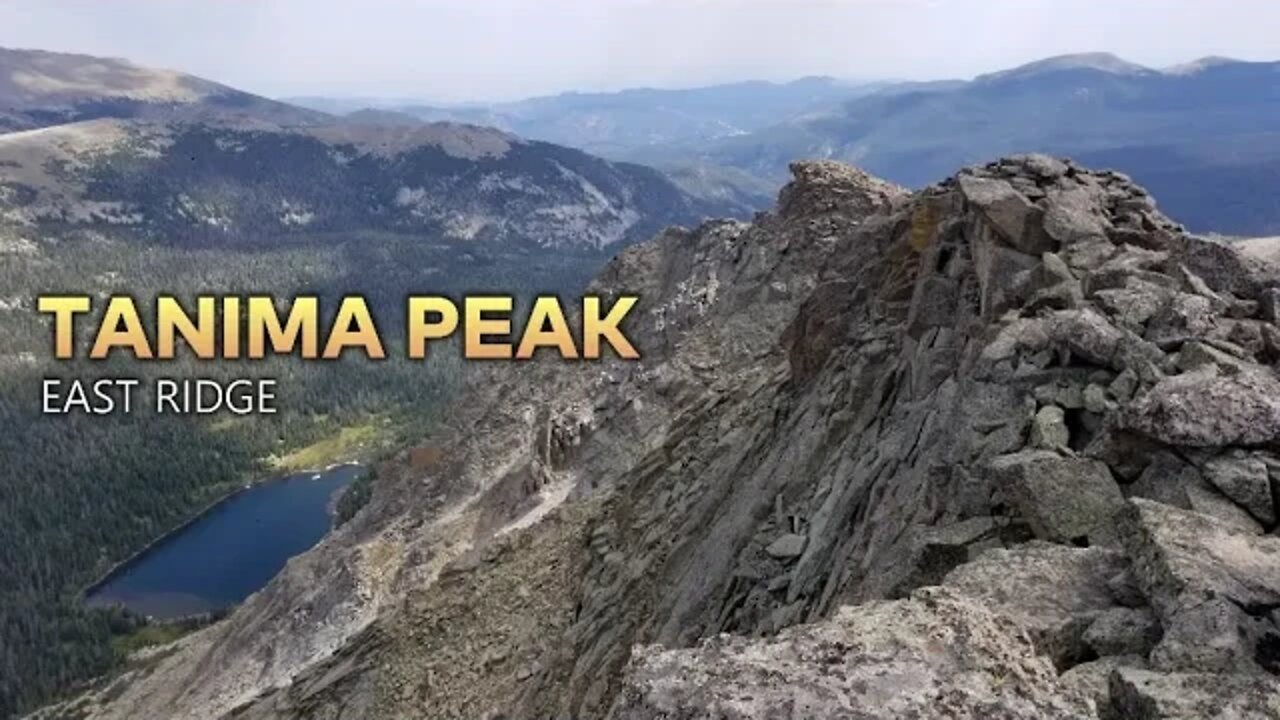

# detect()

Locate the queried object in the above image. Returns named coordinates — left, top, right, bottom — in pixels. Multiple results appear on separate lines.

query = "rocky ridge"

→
left=46, top=156, right=1280, bottom=719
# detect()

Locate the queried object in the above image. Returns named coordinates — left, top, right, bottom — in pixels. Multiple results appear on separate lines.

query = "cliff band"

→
left=45, top=156, right=1280, bottom=720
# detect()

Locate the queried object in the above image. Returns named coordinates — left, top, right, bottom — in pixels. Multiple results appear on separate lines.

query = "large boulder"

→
left=1202, top=453, right=1276, bottom=526
left=1042, top=186, right=1112, bottom=246
left=1117, top=498, right=1280, bottom=616
left=1047, top=308, right=1163, bottom=374
left=943, top=543, right=1129, bottom=668
left=1117, top=499, right=1280, bottom=674
left=1050, top=308, right=1128, bottom=367
left=1126, top=452, right=1267, bottom=535
left=1150, top=597, right=1276, bottom=674
left=608, top=587, right=1095, bottom=720
left=1122, top=369, right=1280, bottom=447
left=989, top=450, right=1126, bottom=543
left=1059, top=656, right=1149, bottom=716
left=958, top=174, right=1055, bottom=255
left=1107, top=667, right=1280, bottom=720
left=1083, top=607, right=1162, bottom=657
left=1171, top=234, right=1280, bottom=299
left=974, top=231, right=1043, bottom=318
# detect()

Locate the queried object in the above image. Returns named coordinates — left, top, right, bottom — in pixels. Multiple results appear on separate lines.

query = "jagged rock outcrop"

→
left=47, top=156, right=1280, bottom=720
left=612, top=585, right=1099, bottom=720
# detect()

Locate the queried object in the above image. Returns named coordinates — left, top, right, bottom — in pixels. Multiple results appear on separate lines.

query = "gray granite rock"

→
left=1030, top=405, right=1071, bottom=449
left=609, top=587, right=1095, bottom=720
left=1083, top=607, right=1162, bottom=657
left=1043, top=187, right=1111, bottom=246
left=764, top=533, right=807, bottom=560
left=62, top=157, right=1280, bottom=720
left=1107, top=667, right=1280, bottom=720
left=1202, top=453, right=1276, bottom=525
left=1117, top=499, right=1280, bottom=674
left=1118, top=498, right=1280, bottom=616
left=990, top=450, right=1126, bottom=543
left=959, top=174, right=1055, bottom=255
left=1123, top=369, right=1280, bottom=447
left=943, top=543, right=1127, bottom=668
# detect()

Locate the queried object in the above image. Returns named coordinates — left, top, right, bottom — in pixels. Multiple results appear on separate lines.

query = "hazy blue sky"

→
left=1, top=0, right=1277, bottom=101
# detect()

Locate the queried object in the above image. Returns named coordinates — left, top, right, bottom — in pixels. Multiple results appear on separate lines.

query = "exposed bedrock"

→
left=54, top=156, right=1280, bottom=720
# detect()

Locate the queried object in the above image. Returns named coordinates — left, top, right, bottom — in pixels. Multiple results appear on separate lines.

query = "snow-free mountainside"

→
left=0, top=46, right=324, bottom=132
left=36, top=155, right=1280, bottom=719
left=0, top=47, right=728, bottom=720
left=305, top=53, right=1280, bottom=237
left=4, top=45, right=1280, bottom=720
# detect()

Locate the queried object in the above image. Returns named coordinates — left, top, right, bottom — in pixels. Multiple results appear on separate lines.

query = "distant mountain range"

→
left=5, top=46, right=1280, bottom=238
left=289, top=53, right=1280, bottom=236
left=3, top=46, right=1279, bottom=241
left=684, top=53, right=1280, bottom=235
left=286, top=77, right=881, bottom=159
left=693, top=53, right=1280, bottom=182
left=0, top=47, right=732, bottom=252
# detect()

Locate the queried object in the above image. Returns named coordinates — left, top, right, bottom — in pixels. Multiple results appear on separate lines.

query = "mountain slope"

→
left=0, top=117, right=723, bottom=250
left=0, top=48, right=740, bottom=720
left=291, top=78, right=884, bottom=216
left=0, top=47, right=325, bottom=132
left=0, top=110, right=724, bottom=720
left=694, top=54, right=1280, bottom=234
left=46, top=155, right=1280, bottom=719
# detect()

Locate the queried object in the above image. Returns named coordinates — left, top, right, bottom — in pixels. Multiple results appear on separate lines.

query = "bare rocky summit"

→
left=42, top=156, right=1280, bottom=719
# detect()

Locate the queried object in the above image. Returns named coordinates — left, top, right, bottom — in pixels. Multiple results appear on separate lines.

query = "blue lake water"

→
left=86, top=464, right=363, bottom=619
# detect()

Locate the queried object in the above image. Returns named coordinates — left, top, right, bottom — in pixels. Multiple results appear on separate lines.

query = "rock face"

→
left=1122, top=370, right=1280, bottom=448
left=612, top=586, right=1096, bottom=720
left=48, top=155, right=1280, bottom=720
left=1108, top=668, right=1280, bottom=720
left=990, top=450, right=1125, bottom=543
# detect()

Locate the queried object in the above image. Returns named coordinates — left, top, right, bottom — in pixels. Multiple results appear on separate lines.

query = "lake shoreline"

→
left=81, top=462, right=364, bottom=604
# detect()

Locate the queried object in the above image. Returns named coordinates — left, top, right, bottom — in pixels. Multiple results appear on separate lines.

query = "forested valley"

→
left=0, top=227, right=611, bottom=718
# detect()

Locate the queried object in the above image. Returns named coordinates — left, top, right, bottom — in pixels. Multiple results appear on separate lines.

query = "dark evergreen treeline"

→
left=0, top=227, right=606, bottom=718
left=0, top=352, right=458, bottom=718
left=334, top=467, right=376, bottom=528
